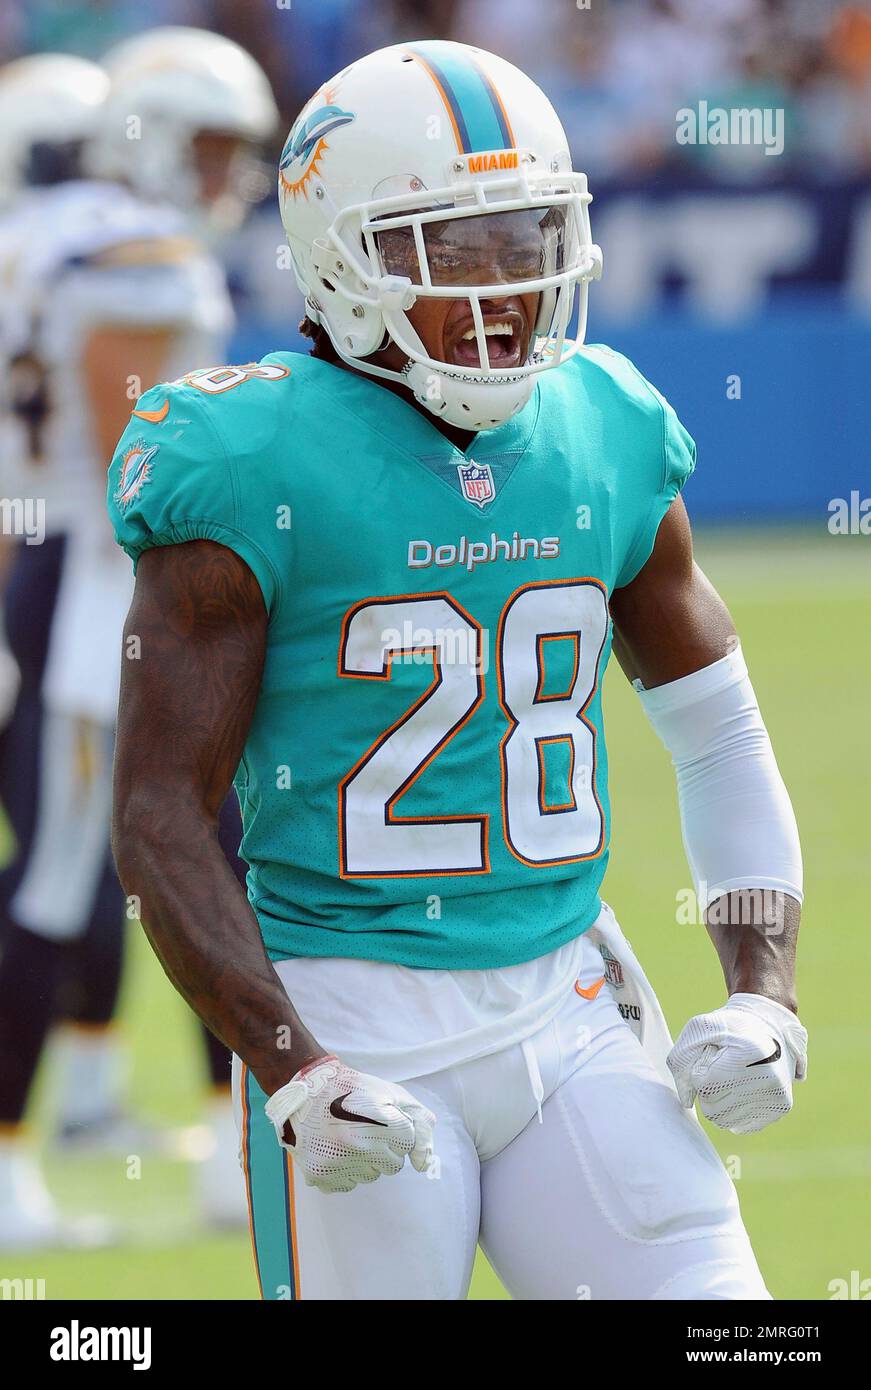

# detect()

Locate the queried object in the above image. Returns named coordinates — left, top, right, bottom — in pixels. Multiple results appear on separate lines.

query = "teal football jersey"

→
left=108, top=348, right=694, bottom=969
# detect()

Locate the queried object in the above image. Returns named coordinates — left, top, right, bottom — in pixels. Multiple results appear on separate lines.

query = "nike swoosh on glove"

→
left=264, top=1055, right=436, bottom=1194
left=667, top=993, right=808, bottom=1134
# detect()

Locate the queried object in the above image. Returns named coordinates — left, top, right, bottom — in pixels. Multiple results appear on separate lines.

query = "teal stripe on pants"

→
left=244, top=1067, right=298, bottom=1300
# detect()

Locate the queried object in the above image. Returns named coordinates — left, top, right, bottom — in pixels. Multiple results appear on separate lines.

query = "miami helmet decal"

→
left=279, top=91, right=355, bottom=200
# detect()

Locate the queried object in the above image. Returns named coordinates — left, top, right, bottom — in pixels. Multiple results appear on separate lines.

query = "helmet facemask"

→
left=301, top=162, right=602, bottom=431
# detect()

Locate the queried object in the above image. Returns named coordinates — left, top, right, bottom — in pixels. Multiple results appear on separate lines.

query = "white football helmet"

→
left=89, top=27, right=279, bottom=224
left=279, top=40, right=603, bottom=431
left=0, top=54, right=108, bottom=206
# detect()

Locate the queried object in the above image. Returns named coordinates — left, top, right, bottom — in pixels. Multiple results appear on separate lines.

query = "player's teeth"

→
left=461, top=322, right=514, bottom=340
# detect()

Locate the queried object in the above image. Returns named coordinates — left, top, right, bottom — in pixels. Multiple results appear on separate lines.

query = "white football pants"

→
left=233, top=926, right=769, bottom=1301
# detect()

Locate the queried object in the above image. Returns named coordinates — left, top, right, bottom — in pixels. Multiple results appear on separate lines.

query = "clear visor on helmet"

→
left=375, top=204, right=573, bottom=291
left=320, top=173, right=600, bottom=382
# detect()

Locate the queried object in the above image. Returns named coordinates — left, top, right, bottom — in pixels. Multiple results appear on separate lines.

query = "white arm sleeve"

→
left=635, top=645, right=803, bottom=909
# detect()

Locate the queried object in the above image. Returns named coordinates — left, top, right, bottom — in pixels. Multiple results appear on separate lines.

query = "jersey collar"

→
left=289, top=352, right=542, bottom=514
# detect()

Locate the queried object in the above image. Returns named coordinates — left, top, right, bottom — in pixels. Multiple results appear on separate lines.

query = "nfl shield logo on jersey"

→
left=457, top=461, right=496, bottom=508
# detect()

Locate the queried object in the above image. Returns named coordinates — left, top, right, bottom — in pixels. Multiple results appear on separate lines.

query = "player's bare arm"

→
left=112, top=539, right=323, bottom=1095
left=113, top=539, right=435, bottom=1190
left=610, top=495, right=735, bottom=689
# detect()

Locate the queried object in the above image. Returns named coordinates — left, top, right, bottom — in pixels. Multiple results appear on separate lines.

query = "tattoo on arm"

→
left=112, top=541, right=325, bottom=1094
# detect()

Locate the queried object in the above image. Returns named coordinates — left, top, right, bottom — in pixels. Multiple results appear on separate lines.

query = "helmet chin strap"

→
left=316, top=309, right=537, bottom=433
left=383, top=306, right=536, bottom=432
left=400, top=357, right=535, bottom=432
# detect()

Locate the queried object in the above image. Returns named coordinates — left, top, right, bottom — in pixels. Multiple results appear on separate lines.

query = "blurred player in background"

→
left=0, top=29, right=278, bottom=1248
left=0, top=51, right=120, bottom=1250
left=0, top=56, right=108, bottom=883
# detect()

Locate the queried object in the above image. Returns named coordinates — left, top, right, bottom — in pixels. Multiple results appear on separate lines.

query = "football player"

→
left=0, top=32, right=278, bottom=1247
left=109, top=41, right=806, bottom=1299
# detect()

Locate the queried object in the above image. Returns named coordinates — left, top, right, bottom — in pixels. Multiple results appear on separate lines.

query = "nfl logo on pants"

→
left=458, top=462, right=496, bottom=507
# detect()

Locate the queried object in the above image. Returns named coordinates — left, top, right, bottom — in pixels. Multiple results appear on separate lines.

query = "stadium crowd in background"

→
left=0, top=0, right=869, bottom=182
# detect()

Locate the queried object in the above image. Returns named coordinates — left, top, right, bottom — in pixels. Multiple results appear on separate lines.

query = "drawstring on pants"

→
left=521, top=1036, right=545, bottom=1124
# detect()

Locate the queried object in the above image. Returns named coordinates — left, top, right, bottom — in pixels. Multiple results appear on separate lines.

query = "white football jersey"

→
left=1, top=179, right=234, bottom=724
left=0, top=191, right=46, bottom=508
left=2, top=178, right=233, bottom=538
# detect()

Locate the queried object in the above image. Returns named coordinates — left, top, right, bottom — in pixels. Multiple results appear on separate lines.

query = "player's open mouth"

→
left=443, top=306, right=528, bottom=370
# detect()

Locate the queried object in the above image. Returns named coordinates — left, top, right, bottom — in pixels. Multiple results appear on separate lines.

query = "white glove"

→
left=667, top=993, right=808, bottom=1134
left=264, top=1055, right=436, bottom=1194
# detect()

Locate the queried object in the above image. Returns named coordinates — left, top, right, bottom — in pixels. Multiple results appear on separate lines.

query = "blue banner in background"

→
left=592, top=299, right=867, bottom=524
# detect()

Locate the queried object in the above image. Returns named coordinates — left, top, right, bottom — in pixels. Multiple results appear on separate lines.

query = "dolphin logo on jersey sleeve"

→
left=114, top=438, right=160, bottom=511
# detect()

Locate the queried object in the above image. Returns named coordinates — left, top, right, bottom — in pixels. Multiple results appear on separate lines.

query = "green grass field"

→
left=10, top=527, right=871, bottom=1300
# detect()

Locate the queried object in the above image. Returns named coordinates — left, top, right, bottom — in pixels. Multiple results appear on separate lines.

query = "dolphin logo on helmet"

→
left=280, top=102, right=356, bottom=200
